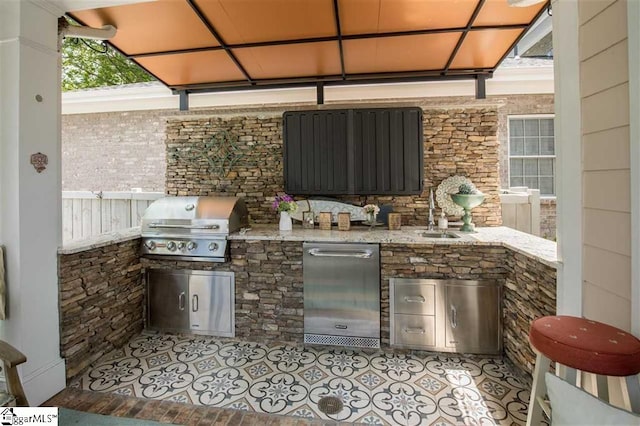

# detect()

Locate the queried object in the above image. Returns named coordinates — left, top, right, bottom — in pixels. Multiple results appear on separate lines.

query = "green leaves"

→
left=61, top=38, right=155, bottom=91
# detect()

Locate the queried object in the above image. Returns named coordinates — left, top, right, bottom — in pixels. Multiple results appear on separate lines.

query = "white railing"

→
left=62, top=191, right=164, bottom=242
left=500, top=187, right=541, bottom=236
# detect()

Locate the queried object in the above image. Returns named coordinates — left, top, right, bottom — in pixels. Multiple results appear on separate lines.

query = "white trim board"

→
left=552, top=0, right=582, bottom=316
left=61, top=65, right=554, bottom=115
left=628, top=0, right=640, bottom=337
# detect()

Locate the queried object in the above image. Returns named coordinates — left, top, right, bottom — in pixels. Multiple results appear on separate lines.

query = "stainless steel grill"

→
left=140, top=196, right=249, bottom=262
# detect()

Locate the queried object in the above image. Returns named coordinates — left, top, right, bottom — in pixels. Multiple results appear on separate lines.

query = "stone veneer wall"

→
left=58, top=238, right=143, bottom=381
left=165, top=107, right=501, bottom=227
left=141, top=240, right=304, bottom=342
left=503, top=252, right=556, bottom=374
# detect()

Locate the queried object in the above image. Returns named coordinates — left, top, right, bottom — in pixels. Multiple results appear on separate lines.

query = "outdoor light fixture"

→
left=507, top=0, right=546, bottom=7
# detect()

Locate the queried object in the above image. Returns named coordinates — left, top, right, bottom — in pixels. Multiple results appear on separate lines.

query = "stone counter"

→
left=229, top=225, right=558, bottom=269
left=57, top=225, right=556, bottom=379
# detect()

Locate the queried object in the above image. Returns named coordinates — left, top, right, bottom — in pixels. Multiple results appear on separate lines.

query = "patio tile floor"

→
left=75, top=332, right=531, bottom=425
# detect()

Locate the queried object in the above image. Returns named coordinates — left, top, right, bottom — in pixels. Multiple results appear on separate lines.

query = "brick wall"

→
left=540, top=198, right=556, bottom=240
left=165, top=106, right=502, bottom=226
left=62, top=110, right=166, bottom=192
left=58, top=238, right=143, bottom=381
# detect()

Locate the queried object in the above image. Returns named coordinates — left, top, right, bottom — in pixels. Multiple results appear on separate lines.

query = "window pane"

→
left=510, top=177, right=524, bottom=187
left=524, top=158, right=538, bottom=175
left=539, top=177, right=555, bottom=195
left=525, top=137, right=540, bottom=155
left=540, top=137, right=555, bottom=155
left=525, top=176, right=539, bottom=190
left=510, top=158, right=523, bottom=176
left=539, top=158, right=554, bottom=176
left=510, top=119, right=524, bottom=137
left=524, top=119, right=539, bottom=137
left=510, top=137, right=524, bottom=155
left=540, top=119, right=554, bottom=136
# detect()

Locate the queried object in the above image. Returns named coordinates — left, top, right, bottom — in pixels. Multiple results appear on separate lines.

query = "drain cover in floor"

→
left=317, top=396, right=343, bottom=414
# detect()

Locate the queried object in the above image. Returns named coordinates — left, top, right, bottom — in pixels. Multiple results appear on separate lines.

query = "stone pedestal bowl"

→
left=450, top=193, right=485, bottom=232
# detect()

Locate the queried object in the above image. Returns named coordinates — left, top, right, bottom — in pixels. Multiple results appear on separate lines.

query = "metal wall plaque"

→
left=30, top=152, right=48, bottom=173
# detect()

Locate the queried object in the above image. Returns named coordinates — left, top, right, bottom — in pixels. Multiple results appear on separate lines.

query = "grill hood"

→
left=141, top=196, right=249, bottom=237
left=140, top=196, right=249, bottom=262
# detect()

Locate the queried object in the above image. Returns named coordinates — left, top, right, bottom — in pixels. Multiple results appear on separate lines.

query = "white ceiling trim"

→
left=61, top=65, right=554, bottom=115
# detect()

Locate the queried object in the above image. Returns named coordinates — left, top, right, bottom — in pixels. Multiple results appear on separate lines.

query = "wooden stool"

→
left=526, top=316, right=640, bottom=425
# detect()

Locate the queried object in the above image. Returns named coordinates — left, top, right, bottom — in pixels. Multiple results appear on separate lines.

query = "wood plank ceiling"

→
left=68, top=0, right=549, bottom=93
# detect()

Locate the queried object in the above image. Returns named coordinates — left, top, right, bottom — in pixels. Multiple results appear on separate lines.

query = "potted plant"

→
left=450, top=183, right=485, bottom=232
left=273, top=194, right=298, bottom=231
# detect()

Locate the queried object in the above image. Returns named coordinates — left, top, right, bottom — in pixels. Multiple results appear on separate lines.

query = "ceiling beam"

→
left=316, top=82, right=325, bottom=105
left=444, top=0, right=486, bottom=73
left=475, top=75, right=486, bottom=99
left=332, top=0, right=346, bottom=81
left=170, top=70, right=493, bottom=94
left=129, top=23, right=529, bottom=59
left=185, top=0, right=254, bottom=84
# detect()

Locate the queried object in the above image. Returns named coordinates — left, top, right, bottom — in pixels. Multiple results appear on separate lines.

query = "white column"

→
left=0, top=0, right=66, bottom=404
left=552, top=0, right=582, bottom=316
left=628, top=0, right=640, bottom=337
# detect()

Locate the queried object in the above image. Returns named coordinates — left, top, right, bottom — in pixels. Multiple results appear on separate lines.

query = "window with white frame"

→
left=508, top=116, right=555, bottom=196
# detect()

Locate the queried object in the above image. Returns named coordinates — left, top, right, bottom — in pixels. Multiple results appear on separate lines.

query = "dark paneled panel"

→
left=284, top=107, right=423, bottom=195
left=284, top=110, right=349, bottom=195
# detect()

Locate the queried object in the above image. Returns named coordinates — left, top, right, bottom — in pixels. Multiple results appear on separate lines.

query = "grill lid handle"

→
left=148, top=223, right=220, bottom=230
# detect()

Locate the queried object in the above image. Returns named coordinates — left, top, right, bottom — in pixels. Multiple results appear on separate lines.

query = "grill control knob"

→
left=187, top=241, right=197, bottom=251
left=208, top=242, right=219, bottom=252
left=166, top=241, right=177, bottom=252
left=177, top=242, right=186, bottom=250
left=144, top=240, right=156, bottom=250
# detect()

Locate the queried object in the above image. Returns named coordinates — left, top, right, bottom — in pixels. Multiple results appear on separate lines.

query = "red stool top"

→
left=529, top=316, right=640, bottom=376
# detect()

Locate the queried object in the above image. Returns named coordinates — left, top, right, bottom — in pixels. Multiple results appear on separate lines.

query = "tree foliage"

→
left=61, top=37, right=155, bottom=91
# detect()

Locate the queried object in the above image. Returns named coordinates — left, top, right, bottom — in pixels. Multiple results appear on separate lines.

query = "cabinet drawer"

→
left=394, top=284, right=436, bottom=315
left=393, top=314, right=436, bottom=347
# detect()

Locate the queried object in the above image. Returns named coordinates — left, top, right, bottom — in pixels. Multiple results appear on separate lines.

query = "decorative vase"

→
left=367, top=212, right=377, bottom=230
left=450, top=193, right=485, bottom=232
left=279, top=211, right=293, bottom=231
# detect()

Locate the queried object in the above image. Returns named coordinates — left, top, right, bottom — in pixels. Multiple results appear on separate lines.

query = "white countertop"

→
left=59, top=227, right=141, bottom=255
left=59, top=225, right=557, bottom=269
left=229, top=225, right=558, bottom=269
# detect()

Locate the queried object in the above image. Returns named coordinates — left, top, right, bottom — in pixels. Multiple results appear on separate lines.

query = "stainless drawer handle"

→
left=403, top=327, right=425, bottom=335
left=149, top=223, right=220, bottom=230
left=192, top=294, right=199, bottom=312
left=404, top=296, right=425, bottom=303
left=307, top=248, right=373, bottom=258
left=335, top=324, right=348, bottom=329
left=450, top=304, right=458, bottom=329
left=178, top=292, right=186, bottom=311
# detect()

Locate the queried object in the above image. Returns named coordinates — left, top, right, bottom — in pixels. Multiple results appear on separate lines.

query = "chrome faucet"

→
left=427, top=188, right=435, bottom=230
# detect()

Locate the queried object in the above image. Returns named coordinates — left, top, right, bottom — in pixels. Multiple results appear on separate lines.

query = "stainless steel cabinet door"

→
left=189, top=271, right=234, bottom=337
left=444, top=281, right=501, bottom=354
left=147, top=270, right=190, bottom=331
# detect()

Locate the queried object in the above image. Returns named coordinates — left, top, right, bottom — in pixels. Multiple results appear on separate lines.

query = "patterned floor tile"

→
left=371, top=381, right=439, bottom=426
left=79, top=333, right=532, bottom=425
left=247, top=372, right=309, bottom=414
left=188, top=366, right=251, bottom=406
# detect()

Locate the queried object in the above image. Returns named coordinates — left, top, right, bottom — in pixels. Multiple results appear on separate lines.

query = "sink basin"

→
left=420, top=231, right=460, bottom=239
